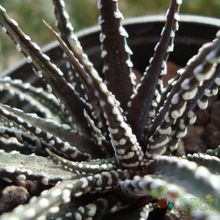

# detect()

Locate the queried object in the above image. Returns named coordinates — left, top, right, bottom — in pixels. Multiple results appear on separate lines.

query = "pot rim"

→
left=2, top=14, right=220, bottom=77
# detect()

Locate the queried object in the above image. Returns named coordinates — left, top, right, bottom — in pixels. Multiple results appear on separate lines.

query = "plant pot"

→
left=2, top=15, right=220, bottom=82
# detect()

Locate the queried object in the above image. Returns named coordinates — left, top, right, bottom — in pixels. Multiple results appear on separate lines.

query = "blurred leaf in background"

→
left=0, top=0, right=220, bottom=72
left=0, top=0, right=54, bottom=71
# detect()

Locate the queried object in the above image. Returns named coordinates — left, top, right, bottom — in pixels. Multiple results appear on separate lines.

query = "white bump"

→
left=35, top=127, right=41, bottom=134
left=215, top=77, right=220, bottom=85
left=25, top=208, right=36, bottom=218
left=182, top=87, right=198, bottom=100
left=16, top=174, right=26, bottom=181
left=197, top=99, right=208, bottom=109
left=1, top=27, right=6, bottom=33
left=97, top=0, right=102, bottom=9
left=52, top=188, right=62, bottom=198
left=119, top=26, right=128, bottom=38
left=171, top=93, right=179, bottom=104
left=49, top=206, right=59, bottom=213
left=181, top=78, right=190, bottom=90
left=171, top=102, right=186, bottom=119
left=39, top=198, right=49, bottom=208
left=158, top=126, right=172, bottom=135
left=16, top=44, right=21, bottom=52
left=114, top=10, right=123, bottom=19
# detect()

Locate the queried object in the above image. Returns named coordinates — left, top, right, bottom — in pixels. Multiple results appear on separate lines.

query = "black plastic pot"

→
left=1, top=14, right=220, bottom=137
left=2, top=15, right=220, bottom=84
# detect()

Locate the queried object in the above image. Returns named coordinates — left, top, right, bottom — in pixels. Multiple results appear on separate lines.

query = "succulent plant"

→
left=0, top=0, right=220, bottom=219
